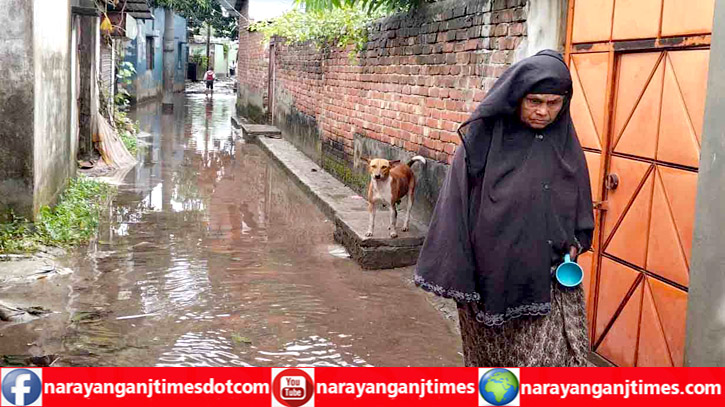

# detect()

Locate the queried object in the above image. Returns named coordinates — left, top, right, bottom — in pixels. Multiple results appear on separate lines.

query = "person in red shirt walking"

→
left=205, top=68, right=216, bottom=97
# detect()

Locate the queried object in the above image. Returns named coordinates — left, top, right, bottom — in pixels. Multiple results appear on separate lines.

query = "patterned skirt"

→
left=457, top=282, right=589, bottom=367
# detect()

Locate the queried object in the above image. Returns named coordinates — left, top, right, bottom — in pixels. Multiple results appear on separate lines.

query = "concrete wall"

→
left=229, top=41, right=238, bottom=72
left=515, top=0, right=567, bottom=61
left=33, top=0, right=74, bottom=214
left=214, top=43, right=228, bottom=76
left=173, top=13, right=187, bottom=88
left=124, top=8, right=186, bottom=103
left=0, top=0, right=36, bottom=217
left=0, top=0, right=74, bottom=219
left=70, top=17, right=79, bottom=170
left=685, top=0, right=725, bottom=366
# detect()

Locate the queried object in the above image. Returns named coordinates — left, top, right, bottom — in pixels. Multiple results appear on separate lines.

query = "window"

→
left=177, top=43, right=184, bottom=69
left=146, top=37, right=154, bottom=70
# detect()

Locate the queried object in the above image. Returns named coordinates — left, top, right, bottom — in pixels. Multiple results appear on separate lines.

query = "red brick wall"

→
left=274, top=41, right=323, bottom=119
left=238, top=0, right=528, bottom=164
left=237, top=30, right=269, bottom=120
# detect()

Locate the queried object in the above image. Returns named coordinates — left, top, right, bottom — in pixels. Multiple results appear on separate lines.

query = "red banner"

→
left=1, top=367, right=724, bottom=407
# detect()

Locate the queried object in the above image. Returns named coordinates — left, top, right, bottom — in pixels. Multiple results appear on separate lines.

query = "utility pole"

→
left=162, top=7, right=175, bottom=113
left=206, top=23, right=212, bottom=72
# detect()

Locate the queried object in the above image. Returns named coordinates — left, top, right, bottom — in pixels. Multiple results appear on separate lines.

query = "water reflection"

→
left=1, top=94, right=461, bottom=367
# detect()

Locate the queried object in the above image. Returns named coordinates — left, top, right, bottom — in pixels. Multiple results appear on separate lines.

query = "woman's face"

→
left=519, top=94, right=565, bottom=129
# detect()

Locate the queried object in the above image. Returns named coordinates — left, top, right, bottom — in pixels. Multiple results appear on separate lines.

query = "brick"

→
left=467, top=26, right=482, bottom=38
left=514, top=7, right=527, bottom=21
left=456, top=52, right=477, bottom=65
left=482, top=12, right=492, bottom=24
left=493, top=0, right=507, bottom=10
left=452, top=5, right=466, bottom=18
left=495, top=23, right=509, bottom=36
left=481, top=25, right=496, bottom=37
left=423, top=137, right=437, bottom=150
left=509, top=22, right=525, bottom=36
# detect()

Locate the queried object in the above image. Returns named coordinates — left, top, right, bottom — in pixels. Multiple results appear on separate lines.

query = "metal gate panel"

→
left=636, top=279, right=674, bottom=366
left=592, top=257, right=640, bottom=344
left=612, top=55, right=664, bottom=159
left=612, top=0, right=662, bottom=41
left=661, top=0, right=716, bottom=37
left=646, top=166, right=697, bottom=286
left=646, top=276, right=688, bottom=366
left=571, top=0, right=614, bottom=43
left=596, top=268, right=643, bottom=367
left=657, top=51, right=709, bottom=168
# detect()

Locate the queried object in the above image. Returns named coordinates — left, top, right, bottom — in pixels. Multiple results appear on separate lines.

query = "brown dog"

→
left=363, top=156, right=426, bottom=238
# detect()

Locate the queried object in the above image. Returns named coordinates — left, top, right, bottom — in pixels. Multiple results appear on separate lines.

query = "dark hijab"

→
left=414, top=50, right=594, bottom=326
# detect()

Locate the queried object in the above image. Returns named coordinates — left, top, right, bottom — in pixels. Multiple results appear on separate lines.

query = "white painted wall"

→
left=33, top=0, right=74, bottom=211
left=515, top=0, right=568, bottom=62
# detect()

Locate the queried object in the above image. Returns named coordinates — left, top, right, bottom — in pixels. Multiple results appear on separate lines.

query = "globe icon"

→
left=479, top=368, right=519, bottom=406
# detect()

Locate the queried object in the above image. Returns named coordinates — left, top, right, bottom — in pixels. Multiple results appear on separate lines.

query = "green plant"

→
left=295, top=0, right=429, bottom=13
left=0, top=178, right=116, bottom=253
left=190, top=49, right=209, bottom=70
left=0, top=211, right=39, bottom=253
left=119, top=129, right=139, bottom=155
left=114, top=110, right=141, bottom=155
left=250, top=6, right=388, bottom=56
left=115, top=61, right=136, bottom=110
left=223, top=43, right=229, bottom=58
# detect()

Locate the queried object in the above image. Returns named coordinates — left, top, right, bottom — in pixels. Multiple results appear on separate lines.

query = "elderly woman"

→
left=415, top=50, right=594, bottom=367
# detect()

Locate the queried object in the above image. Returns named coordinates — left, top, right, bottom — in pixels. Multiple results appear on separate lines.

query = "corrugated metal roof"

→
left=107, top=0, right=153, bottom=20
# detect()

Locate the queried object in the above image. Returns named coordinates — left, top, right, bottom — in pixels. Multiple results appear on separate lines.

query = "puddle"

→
left=0, top=94, right=461, bottom=367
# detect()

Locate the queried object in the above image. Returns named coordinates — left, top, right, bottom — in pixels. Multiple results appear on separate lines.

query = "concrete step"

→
left=254, top=133, right=427, bottom=269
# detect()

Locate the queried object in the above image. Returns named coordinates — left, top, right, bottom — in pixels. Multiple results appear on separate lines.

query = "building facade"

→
left=123, top=8, right=187, bottom=103
left=0, top=0, right=75, bottom=219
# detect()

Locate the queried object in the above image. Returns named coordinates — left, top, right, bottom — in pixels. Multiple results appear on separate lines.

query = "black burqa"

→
left=414, top=50, right=594, bottom=326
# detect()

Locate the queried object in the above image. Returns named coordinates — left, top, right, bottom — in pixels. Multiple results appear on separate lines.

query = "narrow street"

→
left=0, top=89, right=461, bottom=367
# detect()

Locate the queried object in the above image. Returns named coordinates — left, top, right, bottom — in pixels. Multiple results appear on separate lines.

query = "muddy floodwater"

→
left=0, top=94, right=461, bottom=367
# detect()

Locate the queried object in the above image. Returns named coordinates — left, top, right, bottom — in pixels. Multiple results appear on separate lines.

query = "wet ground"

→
left=0, top=92, right=461, bottom=366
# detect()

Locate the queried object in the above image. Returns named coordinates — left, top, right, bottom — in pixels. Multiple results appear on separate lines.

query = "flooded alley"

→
left=0, top=93, right=461, bottom=367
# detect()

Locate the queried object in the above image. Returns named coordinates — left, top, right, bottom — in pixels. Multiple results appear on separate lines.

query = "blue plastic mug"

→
left=555, top=254, right=583, bottom=287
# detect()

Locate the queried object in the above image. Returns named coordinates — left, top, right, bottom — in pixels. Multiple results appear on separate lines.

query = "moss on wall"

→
left=321, top=153, right=369, bottom=195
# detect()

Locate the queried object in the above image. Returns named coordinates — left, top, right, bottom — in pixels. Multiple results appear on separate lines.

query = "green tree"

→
left=251, top=6, right=387, bottom=54
left=294, top=0, right=431, bottom=13
left=150, top=0, right=238, bottom=40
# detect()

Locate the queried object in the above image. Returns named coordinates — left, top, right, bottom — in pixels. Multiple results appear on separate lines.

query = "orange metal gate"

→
left=565, top=0, right=715, bottom=366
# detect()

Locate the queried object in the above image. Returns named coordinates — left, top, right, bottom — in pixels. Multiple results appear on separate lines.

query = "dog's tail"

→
left=407, top=155, right=426, bottom=168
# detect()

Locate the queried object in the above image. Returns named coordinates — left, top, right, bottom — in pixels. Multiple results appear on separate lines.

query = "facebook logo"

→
left=1, top=369, right=42, bottom=406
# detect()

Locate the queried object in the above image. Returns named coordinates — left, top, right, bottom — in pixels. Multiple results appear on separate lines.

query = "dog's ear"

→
left=389, top=160, right=401, bottom=166
left=360, top=156, right=370, bottom=163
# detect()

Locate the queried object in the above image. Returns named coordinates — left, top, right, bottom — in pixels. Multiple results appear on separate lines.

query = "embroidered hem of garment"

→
left=414, top=274, right=481, bottom=302
left=475, top=302, right=552, bottom=327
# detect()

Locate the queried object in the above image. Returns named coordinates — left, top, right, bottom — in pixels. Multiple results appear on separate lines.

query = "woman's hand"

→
left=569, top=245, right=579, bottom=261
